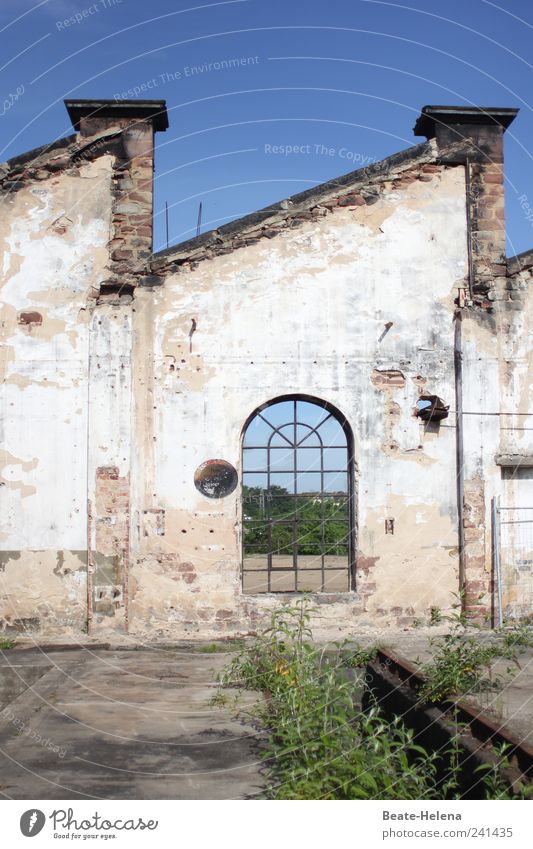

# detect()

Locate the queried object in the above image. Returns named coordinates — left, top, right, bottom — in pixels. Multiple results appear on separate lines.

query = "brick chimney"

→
left=64, top=99, right=169, bottom=295
left=414, top=105, right=518, bottom=305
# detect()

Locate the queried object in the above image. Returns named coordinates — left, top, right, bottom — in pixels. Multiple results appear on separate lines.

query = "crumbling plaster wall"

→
left=454, top=189, right=533, bottom=619
left=455, top=290, right=533, bottom=621
left=130, top=165, right=468, bottom=638
left=499, top=263, right=533, bottom=457
left=459, top=315, right=501, bottom=618
left=0, top=157, right=114, bottom=634
left=494, top=260, right=533, bottom=616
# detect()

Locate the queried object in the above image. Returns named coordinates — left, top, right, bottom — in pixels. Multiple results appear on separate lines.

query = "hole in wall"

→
left=416, top=395, right=449, bottom=422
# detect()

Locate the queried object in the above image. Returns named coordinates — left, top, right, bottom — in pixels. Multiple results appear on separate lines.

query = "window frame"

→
left=241, top=394, right=356, bottom=594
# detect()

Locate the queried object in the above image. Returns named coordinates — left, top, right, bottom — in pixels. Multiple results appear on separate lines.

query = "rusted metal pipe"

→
left=371, top=648, right=533, bottom=786
left=465, top=157, right=475, bottom=302
left=454, top=308, right=466, bottom=603
left=491, top=496, right=503, bottom=628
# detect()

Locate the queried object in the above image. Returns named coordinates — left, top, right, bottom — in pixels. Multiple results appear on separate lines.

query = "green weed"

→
left=197, top=643, right=223, bottom=654
left=430, top=606, right=443, bottom=625
left=343, top=644, right=380, bottom=668
left=208, top=690, right=230, bottom=707
left=418, top=598, right=533, bottom=704
left=221, top=598, right=526, bottom=800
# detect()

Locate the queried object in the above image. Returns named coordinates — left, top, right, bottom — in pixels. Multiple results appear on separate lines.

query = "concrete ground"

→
left=0, top=645, right=264, bottom=800
left=2, top=628, right=532, bottom=800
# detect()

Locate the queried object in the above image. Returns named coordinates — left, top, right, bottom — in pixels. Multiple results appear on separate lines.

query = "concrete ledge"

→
left=495, top=453, right=533, bottom=468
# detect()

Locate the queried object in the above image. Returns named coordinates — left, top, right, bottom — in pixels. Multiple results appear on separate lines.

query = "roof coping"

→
left=414, top=105, right=519, bottom=139
left=64, top=99, right=169, bottom=132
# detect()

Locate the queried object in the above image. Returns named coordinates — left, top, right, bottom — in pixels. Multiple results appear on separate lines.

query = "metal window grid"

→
left=242, top=398, right=355, bottom=594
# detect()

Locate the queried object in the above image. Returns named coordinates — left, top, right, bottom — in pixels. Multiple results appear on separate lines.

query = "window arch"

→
left=242, top=396, right=355, bottom=593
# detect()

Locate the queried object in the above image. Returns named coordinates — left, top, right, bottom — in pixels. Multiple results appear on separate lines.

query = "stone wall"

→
left=130, top=161, right=467, bottom=639
left=0, top=102, right=164, bottom=636
left=2, top=100, right=529, bottom=638
left=0, top=152, right=113, bottom=634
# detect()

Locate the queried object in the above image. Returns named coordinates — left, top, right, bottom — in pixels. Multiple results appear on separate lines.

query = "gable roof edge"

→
left=0, top=134, right=77, bottom=180
left=151, top=139, right=440, bottom=273
left=507, top=248, right=533, bottom=276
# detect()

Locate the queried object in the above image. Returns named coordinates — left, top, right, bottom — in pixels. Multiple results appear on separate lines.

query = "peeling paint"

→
left=3, top=102, right=529, bottom=637
left=126, top=166, right=466, bottom=636
left=0, top=152, right=112, bottom=635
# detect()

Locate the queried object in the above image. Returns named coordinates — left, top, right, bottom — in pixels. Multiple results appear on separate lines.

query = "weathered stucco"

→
left=128, top=165, right=466, bottom=638
left=1, top=99, right=531, bottom=638
left=1, top=156, right=113, bottom=634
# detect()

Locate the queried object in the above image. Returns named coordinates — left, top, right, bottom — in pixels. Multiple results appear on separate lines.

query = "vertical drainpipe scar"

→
left=122, top=542, right=129, bottom=633
left=454, top=307, right=466, bottom=608
left=87, top=499, right=93, bottom=635
left=465, top=157, right=475, bottom=303
left=189, top=318, right=197, bottom=353
left=86, top=315, right=93, bottom=636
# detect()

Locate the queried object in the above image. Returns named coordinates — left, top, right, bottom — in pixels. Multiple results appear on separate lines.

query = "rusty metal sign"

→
left=194, top=459, right=238, bottom=498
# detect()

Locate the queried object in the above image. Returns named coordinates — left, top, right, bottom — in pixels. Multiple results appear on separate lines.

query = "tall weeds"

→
left=223, top=599, right=531, bottom=799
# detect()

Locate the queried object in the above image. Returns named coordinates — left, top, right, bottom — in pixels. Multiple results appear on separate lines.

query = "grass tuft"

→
left=221, top=597, right=531, bottom=800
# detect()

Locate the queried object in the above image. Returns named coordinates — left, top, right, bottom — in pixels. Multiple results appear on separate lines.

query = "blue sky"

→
left=1, top=0, right=533, bottom=255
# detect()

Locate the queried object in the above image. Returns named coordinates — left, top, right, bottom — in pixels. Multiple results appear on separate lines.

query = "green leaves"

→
left=418, top=619, right=533, bottom=704
left=221, top=599, right=440, bottom=799
left=220, top=599, right=529, bottom=799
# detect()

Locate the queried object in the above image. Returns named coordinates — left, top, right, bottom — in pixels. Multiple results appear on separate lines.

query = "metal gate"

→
left=492, top=497, right=533, bottom=625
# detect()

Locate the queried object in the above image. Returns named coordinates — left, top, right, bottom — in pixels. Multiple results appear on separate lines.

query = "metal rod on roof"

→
left=196, top=202, right=203, bottom=237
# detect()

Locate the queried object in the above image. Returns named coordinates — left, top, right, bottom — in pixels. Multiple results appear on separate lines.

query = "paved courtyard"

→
left=2, top=630, right=532, bottom=800
left=0, top=645, right=264, bottom=800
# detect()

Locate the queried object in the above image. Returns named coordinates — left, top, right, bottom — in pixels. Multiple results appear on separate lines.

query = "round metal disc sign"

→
left=194, top=459, right=238, bottom=498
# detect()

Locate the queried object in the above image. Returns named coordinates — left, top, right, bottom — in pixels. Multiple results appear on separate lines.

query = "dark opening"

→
left=416, top=395, right=449, bottom=423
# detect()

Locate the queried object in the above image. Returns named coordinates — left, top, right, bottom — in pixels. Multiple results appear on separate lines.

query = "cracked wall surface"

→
left=129, top=165, right=467, bottom=638
left=1, top=156, right=113, bottom=635
left=3, top=99, right=530, bottom=638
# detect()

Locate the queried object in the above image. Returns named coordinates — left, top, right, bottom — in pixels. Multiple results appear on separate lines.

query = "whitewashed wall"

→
left=0, top=158, right=113, bottom=634
left=129, top=166, right=468, bottom=638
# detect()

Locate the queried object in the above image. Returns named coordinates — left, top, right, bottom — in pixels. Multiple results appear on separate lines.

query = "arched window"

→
left=242, top=396, right=355, bottom=593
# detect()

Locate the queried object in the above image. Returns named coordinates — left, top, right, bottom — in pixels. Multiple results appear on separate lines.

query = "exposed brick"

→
left=97, top=466, right=119, bottom=480
left=216, top=609, right=233, bottom=620
left=338, top=194, right=365, bottom=206
left=18, top=311, right=42, bottom=326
